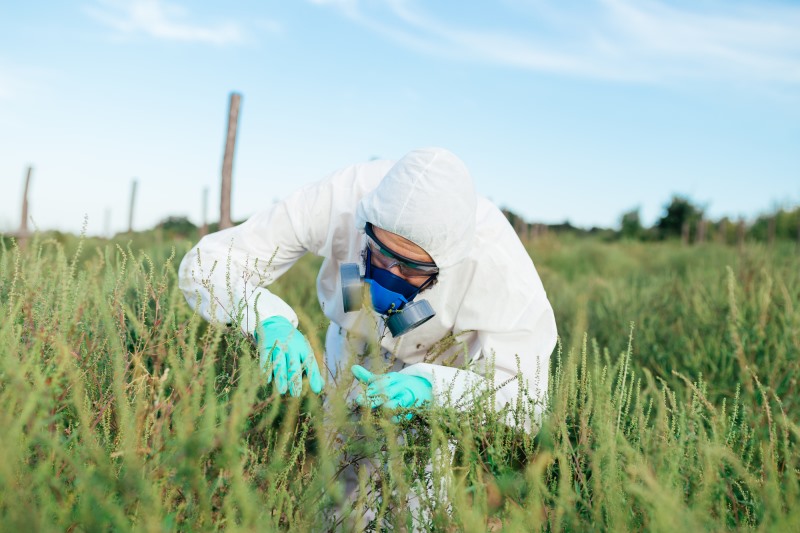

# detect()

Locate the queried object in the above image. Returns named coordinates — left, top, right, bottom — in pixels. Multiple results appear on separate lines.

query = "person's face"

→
left=370, top=226, right=436, bottom=288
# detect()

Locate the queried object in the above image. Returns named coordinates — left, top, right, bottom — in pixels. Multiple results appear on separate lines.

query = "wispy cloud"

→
left=85, top=0, right=246, bottom=45
left=310, top=0, right=800, bottom=85
left=0, top=63, right=23, bottom=100
left=0, top=62, right=53, bottom=101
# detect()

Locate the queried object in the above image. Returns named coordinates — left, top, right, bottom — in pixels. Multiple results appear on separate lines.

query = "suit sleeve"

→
left=177, top=160, right=392, bottom=335
left=177, top=178, right=334, bottom=335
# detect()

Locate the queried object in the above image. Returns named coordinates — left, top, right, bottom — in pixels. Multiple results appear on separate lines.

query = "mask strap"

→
left=364, top=246, right=374, bottom=277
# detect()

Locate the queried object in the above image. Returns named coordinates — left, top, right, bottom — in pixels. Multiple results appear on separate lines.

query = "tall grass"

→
left=0, top=232, right=798, bottom=531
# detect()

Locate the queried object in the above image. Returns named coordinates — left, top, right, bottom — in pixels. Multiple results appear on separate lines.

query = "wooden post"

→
left=737, top=218, right=746, bottom=252
left=697, top=219, right=706, bottom=244
left=714, top=220, right=725, bottom=244
left=220, top=92, right=242, bottom=230
left=681, top=220, right=690, bottom=245
left=128, top=178, right=138, bottom=233
left=19, top=166, right=32, bottom=235
left=17, top=166, right=32, bottom=248
left=767, top=216, right=776, bottom=247
left=200, top=187, right=209, bottom=237
left=104, top=208, right=111, bottom=239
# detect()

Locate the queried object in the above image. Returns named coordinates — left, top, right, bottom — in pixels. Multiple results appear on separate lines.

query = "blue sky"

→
left=1, top=0, right=798, bottom=235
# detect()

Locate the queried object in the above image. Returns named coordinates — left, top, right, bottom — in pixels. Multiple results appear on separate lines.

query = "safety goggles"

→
left=364, top=223, right=439, bottom=278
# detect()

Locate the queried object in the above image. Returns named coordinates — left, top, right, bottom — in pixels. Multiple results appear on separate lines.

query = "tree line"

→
left=503, top=195, right=800, bottom=245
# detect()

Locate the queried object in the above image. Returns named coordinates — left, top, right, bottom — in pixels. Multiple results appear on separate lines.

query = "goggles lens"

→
left=365, top=224, right=439, bottom=278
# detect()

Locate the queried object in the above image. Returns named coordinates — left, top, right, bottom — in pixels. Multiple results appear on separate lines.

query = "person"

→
left=178, top=147, right=557, bottom=428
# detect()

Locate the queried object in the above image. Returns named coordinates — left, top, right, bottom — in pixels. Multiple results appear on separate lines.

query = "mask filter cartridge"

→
left=341, top=263, right=364, bottom=312
left=340, top=262, right=435, bottom=337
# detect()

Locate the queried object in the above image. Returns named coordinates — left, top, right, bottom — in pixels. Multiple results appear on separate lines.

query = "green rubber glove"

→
left=255, top=316, right=324, bottom=396
left=351, top=365, right=432, bottom=421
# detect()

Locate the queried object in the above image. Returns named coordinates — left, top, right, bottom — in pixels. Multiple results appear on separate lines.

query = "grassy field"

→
left=1, top=230, right=798, bottom=531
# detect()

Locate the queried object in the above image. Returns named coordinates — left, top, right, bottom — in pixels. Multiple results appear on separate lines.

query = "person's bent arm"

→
left=178, top=181, right=338, bottom=396
left=178, top=200, right=309, bottom=335
left=398, top=297, right=557, bottom=431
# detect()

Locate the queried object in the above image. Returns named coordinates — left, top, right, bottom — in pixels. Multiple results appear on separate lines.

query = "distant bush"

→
left=155, top=215, right=197, bottom=239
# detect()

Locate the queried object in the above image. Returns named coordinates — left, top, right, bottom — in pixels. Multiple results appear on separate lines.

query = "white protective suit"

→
left=178, top=147, right=557, bottom=426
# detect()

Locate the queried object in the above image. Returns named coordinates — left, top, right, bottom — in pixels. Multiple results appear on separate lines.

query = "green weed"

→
left=0, top=232, right=798, bottom=531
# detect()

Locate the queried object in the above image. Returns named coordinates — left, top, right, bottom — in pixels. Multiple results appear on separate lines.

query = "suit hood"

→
left=355, top=147, right=477, bottom=269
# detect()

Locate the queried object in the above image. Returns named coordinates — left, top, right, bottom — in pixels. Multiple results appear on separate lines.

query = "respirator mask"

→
left=340, top=225, right=437, bottom=337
